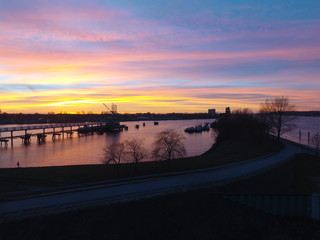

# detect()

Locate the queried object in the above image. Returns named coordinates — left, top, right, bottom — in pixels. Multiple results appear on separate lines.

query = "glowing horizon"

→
left=1, top=0, right=319, bottom=114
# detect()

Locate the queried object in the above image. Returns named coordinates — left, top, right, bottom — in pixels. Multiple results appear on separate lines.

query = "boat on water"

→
left=184, top=126, right=195, bottom=133
left=202, top=123, right=210, bottom=131
left=76, top=125, right=94, bottom=134
left=195, top=125, right=203, bottom=132
left=103, top=122, right=127, bottom=132
left=77, top=122, right=127, bottom=134
left=184, top=123, right=210, bottom=133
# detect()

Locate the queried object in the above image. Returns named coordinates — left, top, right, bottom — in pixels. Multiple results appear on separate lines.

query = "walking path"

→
left=0, top=140, right=313, bottom=222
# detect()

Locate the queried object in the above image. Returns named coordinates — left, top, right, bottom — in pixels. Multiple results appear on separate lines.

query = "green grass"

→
left=0, top=138, right=282, bottom=193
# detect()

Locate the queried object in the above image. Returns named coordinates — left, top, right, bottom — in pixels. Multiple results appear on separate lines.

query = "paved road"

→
left=0, top=140, right=313, bottom=222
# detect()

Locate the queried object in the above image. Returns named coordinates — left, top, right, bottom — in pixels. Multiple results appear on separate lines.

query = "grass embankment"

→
left=0, top=138, right=281, bottom=194
left=1, top=153, right=319, bottom=239
left=213, top=153, right=320, bottom=194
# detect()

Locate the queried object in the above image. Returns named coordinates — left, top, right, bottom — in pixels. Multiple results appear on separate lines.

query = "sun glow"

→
left=1, top=0, right=319, bottom=113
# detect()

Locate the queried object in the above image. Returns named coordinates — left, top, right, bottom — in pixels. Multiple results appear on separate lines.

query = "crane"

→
left=102, top=103, right=117, bottom=115
left=103, top=103, right=111, bottom=112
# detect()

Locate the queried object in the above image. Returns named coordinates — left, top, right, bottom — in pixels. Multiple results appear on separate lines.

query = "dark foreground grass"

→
left=213, top=153, right=320, bottom=194
left=0, top=138, right=281, bottom=193
left=0, top=154, right=319, bottom=240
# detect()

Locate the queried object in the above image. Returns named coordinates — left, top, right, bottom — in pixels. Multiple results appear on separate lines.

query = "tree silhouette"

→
left=152, top=129, right=186, bottom=163
left=125, top=138, right=147, bottom=171
left=260, top=96, right=296, bottom=140
left=104, top=142, right=127, bottom=176
left=212, top=108, right=268, bottom=142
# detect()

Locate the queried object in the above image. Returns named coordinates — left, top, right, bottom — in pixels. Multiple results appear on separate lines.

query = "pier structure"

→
left=0, top=122, right=104, bottom=147
left=0, top=139, right=9, bottom=147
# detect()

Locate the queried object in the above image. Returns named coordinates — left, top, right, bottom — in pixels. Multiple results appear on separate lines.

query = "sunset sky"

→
left=0, top=0, right=319, bottom=114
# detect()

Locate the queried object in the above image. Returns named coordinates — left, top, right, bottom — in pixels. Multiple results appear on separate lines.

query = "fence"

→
left=219, top=193, right=320, bottom=220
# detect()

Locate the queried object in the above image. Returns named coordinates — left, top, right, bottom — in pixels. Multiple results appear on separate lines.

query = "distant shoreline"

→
left=1, top=111, right=320, bottom=125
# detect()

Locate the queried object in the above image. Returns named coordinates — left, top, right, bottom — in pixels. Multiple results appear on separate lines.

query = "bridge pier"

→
left=52, top=133, right=62, bottom=141
left=65, top=130, right=74, bottom=137
left=0, top=139, right=9, bottom=147
left=20, top=134, right=31, bottom=144
left=10, top=131, right=13, bottom=147
left=37, top=133, right=47, bottom=143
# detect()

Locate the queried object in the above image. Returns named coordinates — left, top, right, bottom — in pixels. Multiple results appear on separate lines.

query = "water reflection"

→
left=282, top=116, right=320, bottom=146
left=0, top=119, right=215, bottom=168
left=1, top=116, right=318, bottom=168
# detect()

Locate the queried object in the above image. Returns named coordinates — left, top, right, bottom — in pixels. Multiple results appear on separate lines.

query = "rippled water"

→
left=0, top=119, right=215, bottom=168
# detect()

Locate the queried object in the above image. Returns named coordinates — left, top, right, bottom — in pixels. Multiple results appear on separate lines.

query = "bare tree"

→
left=311, top=133, right=320, bottom=156
left=259, top=96, right=296, bottom=140
left=125, top=138, right=147, bottom=171
left=152, top=129, right=186, bottom=163
left=104, top=142, right=127, bottom=175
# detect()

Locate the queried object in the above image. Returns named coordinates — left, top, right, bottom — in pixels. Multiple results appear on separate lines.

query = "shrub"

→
left=212, top=109, right=269, bottom=143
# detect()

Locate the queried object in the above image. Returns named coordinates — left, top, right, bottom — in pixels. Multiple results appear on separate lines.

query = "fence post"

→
left=311, top=193, right=320, bottom=220
left=299, top=130, right=301, bottom=141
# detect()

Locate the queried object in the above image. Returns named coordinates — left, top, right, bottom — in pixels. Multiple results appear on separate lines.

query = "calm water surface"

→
left=282, top=116, right=320, bottom=147
left=0, top=116, right=318, bottom=168
left=0, top=119, right=215, bottom=168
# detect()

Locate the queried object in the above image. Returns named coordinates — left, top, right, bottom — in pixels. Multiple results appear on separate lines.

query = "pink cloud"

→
left=1, top=1, right=319, bottom=113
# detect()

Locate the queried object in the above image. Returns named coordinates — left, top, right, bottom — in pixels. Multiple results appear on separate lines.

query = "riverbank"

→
left=0, top=153, right=319, bottom=239
left=0, top=138, right=281, bottom=194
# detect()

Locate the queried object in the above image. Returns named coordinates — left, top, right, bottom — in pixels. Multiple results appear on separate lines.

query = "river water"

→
left=281, top=116, right=320, bottom=147
left=0, top=116, right=318, bottom=169
left=0, top=119, right=215, bottom=168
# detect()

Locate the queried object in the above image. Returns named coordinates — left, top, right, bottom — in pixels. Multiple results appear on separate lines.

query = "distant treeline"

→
left=0, top=113, right=215, bottom=125
left=285, top=111, right=320, bottom=117
left=0, top=111, right=319, bottom=125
